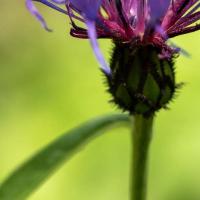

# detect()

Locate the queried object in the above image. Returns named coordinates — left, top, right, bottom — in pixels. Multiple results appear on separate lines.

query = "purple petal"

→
left=169, top=41, right=190, bottom=57
left=26, top=0, right=52, bottom=31
left=149, top=0, right=171, bottom=21
left=69, top=0, right=102, bottom=20
left=86, top=20, right=111, bottom=75
left=50, top=0, right=66, bottom=3
left=155, top=25, right=168, bottom=39
left=35, top=0, right=69, bottom=15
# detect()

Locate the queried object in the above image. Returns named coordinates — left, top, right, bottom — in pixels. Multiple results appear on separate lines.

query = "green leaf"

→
left=0, top=113, right=129, bottom=200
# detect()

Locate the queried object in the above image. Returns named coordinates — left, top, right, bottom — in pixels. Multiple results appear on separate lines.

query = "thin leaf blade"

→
left=0, top=113, right=129, bottom=200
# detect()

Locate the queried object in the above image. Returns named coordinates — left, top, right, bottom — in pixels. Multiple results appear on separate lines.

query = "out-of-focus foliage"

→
left=0, top=114, right=129, bottom=200
left=1, top=1, right=200, bottom=200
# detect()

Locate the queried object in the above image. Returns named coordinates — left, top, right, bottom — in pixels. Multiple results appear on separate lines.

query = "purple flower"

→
left=26, top=0, right=200, bottom=73
left=26, top=0, right=200, bottom=115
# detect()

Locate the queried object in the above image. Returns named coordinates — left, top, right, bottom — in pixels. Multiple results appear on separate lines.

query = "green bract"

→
left=107, top=44, right=178, bottom=116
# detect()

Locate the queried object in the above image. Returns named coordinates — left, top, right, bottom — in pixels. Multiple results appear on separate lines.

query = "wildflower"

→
left=27, top=0, right=200, bottom=115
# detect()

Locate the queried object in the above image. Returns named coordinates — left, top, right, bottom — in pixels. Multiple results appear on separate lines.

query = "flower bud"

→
left=106, top=43, right=177, bottom=116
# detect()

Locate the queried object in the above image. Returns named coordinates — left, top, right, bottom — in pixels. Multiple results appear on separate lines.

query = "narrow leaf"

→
left=0, top=113, right=129, bottom=200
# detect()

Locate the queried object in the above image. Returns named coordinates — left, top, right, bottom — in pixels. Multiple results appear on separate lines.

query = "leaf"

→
left=0, top=113, right=129, bottom=200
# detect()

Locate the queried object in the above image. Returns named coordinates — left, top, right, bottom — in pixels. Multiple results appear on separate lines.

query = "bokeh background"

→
left=1, top=1, right=200, bottom=200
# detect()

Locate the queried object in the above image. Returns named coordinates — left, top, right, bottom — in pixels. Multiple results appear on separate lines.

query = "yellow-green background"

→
left=1, top=1, right=200, bottom=200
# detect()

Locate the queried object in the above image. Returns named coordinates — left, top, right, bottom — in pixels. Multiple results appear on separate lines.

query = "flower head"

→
left=27, top=0, right=200, bottom=71
left=27, top=0, right=200, bottom=115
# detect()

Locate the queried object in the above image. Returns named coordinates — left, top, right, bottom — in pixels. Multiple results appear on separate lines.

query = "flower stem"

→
left=130, top=115, right=154, bottom=200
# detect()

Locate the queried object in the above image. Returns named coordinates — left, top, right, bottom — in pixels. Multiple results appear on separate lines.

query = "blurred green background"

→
left=1, top=1, right=200, bottom=200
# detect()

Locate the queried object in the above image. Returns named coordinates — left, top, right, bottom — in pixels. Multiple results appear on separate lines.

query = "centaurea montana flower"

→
left=27, top=0, right=200, bottom=115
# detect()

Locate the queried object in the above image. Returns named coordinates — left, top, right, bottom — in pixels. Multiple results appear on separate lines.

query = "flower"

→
left=26, top=0, right=200, bottom=115
left=27, top=0, right=200, bottom=67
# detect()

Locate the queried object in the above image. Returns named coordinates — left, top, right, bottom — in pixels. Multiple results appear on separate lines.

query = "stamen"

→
left=115, top=0, right=128, bottom=27
left=136, top=0, right=146, bottom=36
left=176, top=0, right=190, bottom=15
left=169, top=23, right=200, bottom=37
left=129, top=16, right=136, bottom=28
left=186, top=2, right=200, bottom=16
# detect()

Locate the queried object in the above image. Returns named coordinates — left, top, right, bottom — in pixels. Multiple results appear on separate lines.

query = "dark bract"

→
left=106, top=44, right=177, bottom=116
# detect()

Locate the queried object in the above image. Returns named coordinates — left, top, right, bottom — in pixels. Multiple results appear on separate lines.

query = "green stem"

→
left=130, top=115, right=154, bottom=200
